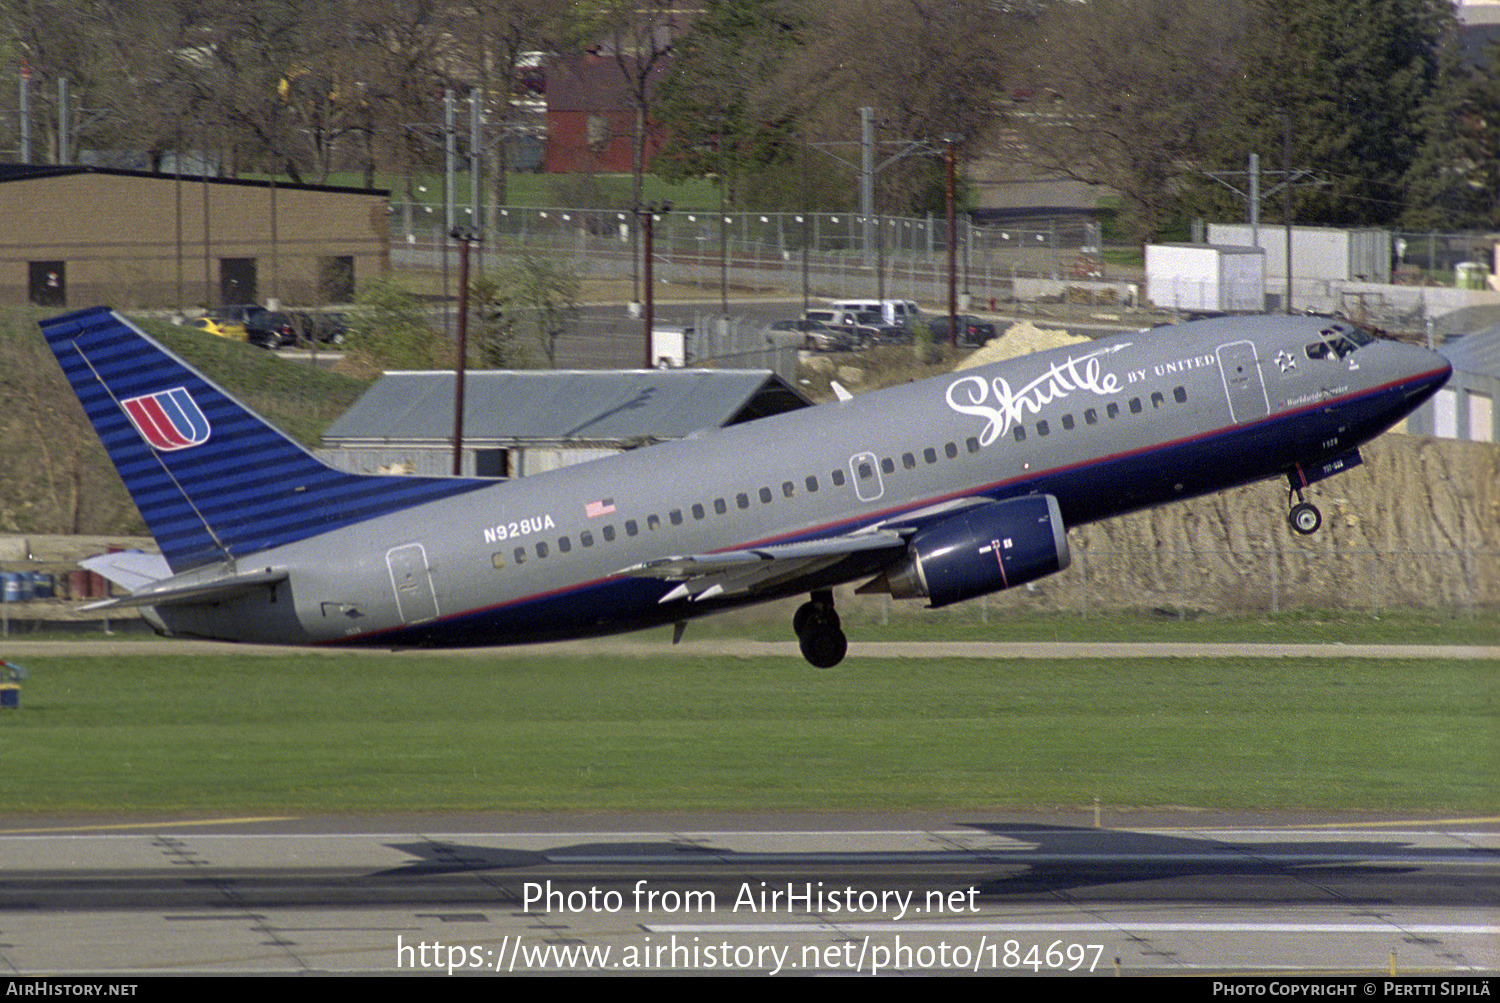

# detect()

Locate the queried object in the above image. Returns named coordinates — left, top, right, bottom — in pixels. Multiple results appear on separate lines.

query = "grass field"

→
left=1, top=649, right=1492, bottom=816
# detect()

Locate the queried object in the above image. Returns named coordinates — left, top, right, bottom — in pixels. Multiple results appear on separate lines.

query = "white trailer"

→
left=1145, top=244, right=1265, bottom=312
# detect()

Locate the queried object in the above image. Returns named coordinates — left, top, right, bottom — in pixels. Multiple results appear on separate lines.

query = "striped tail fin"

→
left=41, top=307, right=489, bottom=572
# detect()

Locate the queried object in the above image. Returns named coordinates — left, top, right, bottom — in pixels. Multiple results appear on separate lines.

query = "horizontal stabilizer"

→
left=80, top=564, right=288, bottom=611
left=79, top=550, right=172, bottom=592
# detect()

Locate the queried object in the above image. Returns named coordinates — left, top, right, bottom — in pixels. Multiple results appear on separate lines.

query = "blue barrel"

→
left=0, top=573, right=23, bottom=602
left=27, top=572, right=55, bottom=598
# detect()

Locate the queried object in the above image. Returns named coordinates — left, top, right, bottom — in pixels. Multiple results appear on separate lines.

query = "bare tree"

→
left=1008, top=0, right=1248, bottom=240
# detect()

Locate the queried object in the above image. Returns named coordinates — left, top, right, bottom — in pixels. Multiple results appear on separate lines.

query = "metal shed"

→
left=319, top=368, right=813, bottom=477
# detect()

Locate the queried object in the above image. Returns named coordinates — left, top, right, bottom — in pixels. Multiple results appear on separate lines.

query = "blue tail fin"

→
left=42, top=307, right=489, bottom=572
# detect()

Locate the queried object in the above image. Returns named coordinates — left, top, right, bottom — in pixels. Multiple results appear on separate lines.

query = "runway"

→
left=1, top=813, right=1495, bottom=976
left=2, top=638, right=1497, bottom=660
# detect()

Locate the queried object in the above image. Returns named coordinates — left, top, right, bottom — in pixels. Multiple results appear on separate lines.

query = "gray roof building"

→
left=320, top=368, right=812, bottom=477
left=1407, top=326, right=1499, bottom=443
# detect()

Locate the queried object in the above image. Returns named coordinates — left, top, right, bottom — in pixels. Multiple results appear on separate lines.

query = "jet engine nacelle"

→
left=883, top=495, right=1071, bottom=607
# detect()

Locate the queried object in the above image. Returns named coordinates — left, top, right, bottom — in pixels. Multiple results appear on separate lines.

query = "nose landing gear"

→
left=1287, top=487, right=1322, bottom=535
left=793, top=589, right=848, bottom=667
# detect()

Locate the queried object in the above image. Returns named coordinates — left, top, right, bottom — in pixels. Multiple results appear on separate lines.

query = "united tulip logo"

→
left=121, top=387, right=211, bottom=451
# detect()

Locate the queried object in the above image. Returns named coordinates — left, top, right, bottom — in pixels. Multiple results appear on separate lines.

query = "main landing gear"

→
left=1287, top=487, right=1322, bottom=535
left=793, top=589, right=848, bottom=667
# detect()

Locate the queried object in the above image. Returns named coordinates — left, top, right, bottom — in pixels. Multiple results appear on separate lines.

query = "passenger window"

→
left=647, top=514, right=661, bottom=531
left=805, top=475, right=819, bottom=492
left=625, top=520, right=638, bottom=536
left=736, top=493, right=750, bottom=509
left=902, top=452, right=916, bottom=470
left=1062, top=413, right=1075, bottom=430
left=1085, top=408, right=1097, bottom=425
left=1107, top=403, right=1119, bottom=419
left=603, top=525, right=616, bottom=542
left=558, top=536, right=571, bottom=553
left=692, top=503, right=705, bottom=520
left=966, top=437, right=980, bottom=453
left=923, top=447, right=937, bottom=464
left=1174, top=386, right=1187, bottom=403
left=881, top=457, right=895, bottom=474
left=492, top=552, right=506, bottom=569
left=759, top=486, right=772, bottom=504
left=1013, top=426, right=1026, bottom=442
left=1129, top=398, right=1142, bottom=414
left=714, top=498, right=727, bottom=514
left=536, top=541, right=549, bottom=559
left=832, top=469, right=847, bottom=486
left=1151, top=391, right=1165, bottom=408
left=1037, top=420, right=1049, bottom=436
left=580, top=531, right=593, bottom=547
left=669, top=509, right=683, bottom=525
left=513, top=547, right=526, bottom=565
left=783, top=481, right=795, bottom=498
left=945, top=442, right=958, bottom=459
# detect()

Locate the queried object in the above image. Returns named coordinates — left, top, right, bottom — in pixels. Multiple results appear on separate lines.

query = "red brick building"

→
left=543, top=50, right=672, bottom=175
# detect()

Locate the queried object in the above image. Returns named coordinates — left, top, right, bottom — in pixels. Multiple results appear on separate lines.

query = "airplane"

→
left=41, top=306, right=1450, bottom=667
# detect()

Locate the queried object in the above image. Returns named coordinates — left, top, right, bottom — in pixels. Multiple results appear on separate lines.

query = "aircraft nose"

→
left=1391, top=340, right=1451, bottom=406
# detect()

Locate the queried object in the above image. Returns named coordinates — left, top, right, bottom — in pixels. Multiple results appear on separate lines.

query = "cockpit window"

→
left=1305, top=330, right=1359, bottom=360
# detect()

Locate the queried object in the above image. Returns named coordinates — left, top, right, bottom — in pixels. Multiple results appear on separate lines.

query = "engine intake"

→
left=881, top=495, right=1070, bottom=607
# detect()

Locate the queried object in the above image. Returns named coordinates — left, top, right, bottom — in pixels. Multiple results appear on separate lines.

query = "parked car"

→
left=244, top=311, right=301, bottom=349
left=300, top=312, right=349, bottom=346
left=853, top=323, right=910, bottom=347
left=208, top=304, right=269, bottom=327
left=927, top=313, right=998, bottom=346
left=831, top=298, right=923, bottom=328
left=801, top=308, right=863, bottom=330
left=184, top=317, right=248, bottom=342
left=771, top=318, right=854, bottom=352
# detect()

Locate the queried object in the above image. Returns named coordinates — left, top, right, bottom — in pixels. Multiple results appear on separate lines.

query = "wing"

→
left=619, top=530, right=908, bottom=604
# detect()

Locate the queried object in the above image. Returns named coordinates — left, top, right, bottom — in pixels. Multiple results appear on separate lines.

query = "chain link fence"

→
left=392, top=203, right=1119, bottom=307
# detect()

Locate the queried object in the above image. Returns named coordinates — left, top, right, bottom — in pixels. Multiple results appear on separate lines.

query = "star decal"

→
left=1274, top=349, right=1296, bottom=373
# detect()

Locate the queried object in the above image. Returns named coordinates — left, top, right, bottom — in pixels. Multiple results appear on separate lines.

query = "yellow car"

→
left=185, top=317, right=249, bottom=342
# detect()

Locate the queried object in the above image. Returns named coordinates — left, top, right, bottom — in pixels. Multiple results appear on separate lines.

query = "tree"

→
left=469, top=257, right=580, bottom=368
left=1010, top=0, right=1248, bottom=241
left=1196, top=0, right=1462, bottom=229
left=652, top=0, right=806, bottom=209
left=776, top=0, right=1018, bottom=215
left=349, top=278, right=450, bottom=370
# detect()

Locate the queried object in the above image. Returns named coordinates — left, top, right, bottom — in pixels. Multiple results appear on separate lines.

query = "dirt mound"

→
left=954, top=321, right=1090, bottom=370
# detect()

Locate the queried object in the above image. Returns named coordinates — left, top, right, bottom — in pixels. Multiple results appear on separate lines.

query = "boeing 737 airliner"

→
left=41, top=308, right=1450, bottom=666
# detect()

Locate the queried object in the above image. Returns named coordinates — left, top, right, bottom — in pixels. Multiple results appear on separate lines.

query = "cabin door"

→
left=386, top=543, right=440, bottom=624
left=1216, top=340, right=1270, bottom=424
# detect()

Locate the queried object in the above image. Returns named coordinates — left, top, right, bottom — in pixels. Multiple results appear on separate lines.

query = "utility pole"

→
left=450, top=228, right=479, bottom=476
left=813, top=108, right=930, bottom=267
left=1202, top=146, right=1325, bottom=312
left=634, top=201, right=671, bottom=367
left=943, top=135, right=960, bottom=349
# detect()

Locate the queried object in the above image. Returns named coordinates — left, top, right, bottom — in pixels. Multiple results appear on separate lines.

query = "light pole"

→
left=633, top=201, right=672, bottom=367
left=450, top=227, right=480, bottom=475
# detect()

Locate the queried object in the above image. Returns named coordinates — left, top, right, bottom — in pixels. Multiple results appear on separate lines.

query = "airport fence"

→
left=390, top=203, right=1117, bottom=308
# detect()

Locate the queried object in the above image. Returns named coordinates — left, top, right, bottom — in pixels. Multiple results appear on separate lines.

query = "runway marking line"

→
left=0, top=816, right=297, bottom=834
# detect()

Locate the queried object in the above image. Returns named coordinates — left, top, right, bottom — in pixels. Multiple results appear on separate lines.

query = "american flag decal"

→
left=585, top=498, right=616, bottom=518
left=121, top=387, right=211, bottom=451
